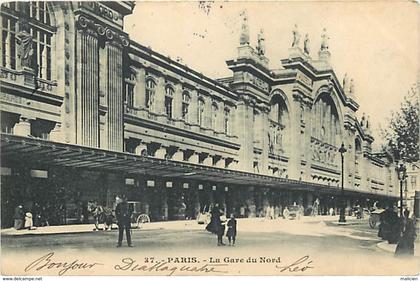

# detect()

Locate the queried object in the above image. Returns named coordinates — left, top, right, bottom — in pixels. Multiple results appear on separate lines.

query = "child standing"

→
left=226, top=214, right=237, bottom=246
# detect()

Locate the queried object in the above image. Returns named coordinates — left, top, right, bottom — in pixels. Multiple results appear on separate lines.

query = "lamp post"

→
left=338, top=142, right=347, bottom=223
left=396, top=163, right=407, bottom=218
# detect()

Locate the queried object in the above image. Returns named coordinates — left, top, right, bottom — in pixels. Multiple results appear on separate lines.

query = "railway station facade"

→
left=0, top=1, right=399, bottom=227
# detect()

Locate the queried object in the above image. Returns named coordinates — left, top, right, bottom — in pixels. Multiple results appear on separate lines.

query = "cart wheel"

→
left=136, top=214, right=150, bottom=229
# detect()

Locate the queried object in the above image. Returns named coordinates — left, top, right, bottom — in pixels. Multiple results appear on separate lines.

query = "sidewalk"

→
left=377, top=241, right=420, bottom=257
left=0, top=215, right=360, bottom=237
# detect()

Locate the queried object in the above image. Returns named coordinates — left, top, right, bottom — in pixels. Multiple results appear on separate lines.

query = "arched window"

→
left=181, top=91, right=190, bottom=121
left=1, top=2, right=54, bottom=79
left=211, top=103, right=218, bottom=130
left=268, top=92, right=290, bottom=155
left=312, top=93, right=340, bottom=146
left=145, top=79, right=156, bottom=110
left=224, top=107, right=230, bottom=134
left=165, top=86, right=174, bottom=119
left=198, top=98, right=205, bottom=127
left=124, top=72, right=135, bottom=108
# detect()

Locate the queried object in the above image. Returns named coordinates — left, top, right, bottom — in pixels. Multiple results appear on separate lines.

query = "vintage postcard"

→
left=0, top=0, right=419, bottom=278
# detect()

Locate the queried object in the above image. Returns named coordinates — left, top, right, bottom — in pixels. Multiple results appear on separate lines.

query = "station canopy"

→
left=0, top=133, right=397, bottom=199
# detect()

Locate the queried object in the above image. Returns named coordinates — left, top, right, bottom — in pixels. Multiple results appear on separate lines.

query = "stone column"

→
left=261, top=107, right=270, bottom=175
left=135, top=68, right=146, bottom=108
left=288, top=95, right=301, bottom=179
left=105, top=42, right=124, bottom=151
left=50, top=123, right=62, bottom=142
left=75, top=19, right=99, bottom=147
left=14, top=116, right=31, bottom=136
left=189, top=88, right=198, bottom=126
left=236, top=97, right=254, bottom=172
left=155, top=76, right=166, bottom=118
left=204, top=95, right=212, bottom=130
left=173, top=83, right=183, bottom=122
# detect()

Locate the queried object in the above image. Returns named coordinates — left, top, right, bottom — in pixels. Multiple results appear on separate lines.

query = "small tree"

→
left=381, top=84, right=419, bottom=163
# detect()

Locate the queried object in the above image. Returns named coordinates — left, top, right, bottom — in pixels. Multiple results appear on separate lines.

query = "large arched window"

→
left=145, top=79, right=156, bottom=111
left=1, top=2, right=54, bottom=79
left=268, top=92, right=290, bottom=154
left=198, top=98, right=205, bottom=127
left=312, top=92, right=341, bottom=146
left=165, top=86, right=174, bottom=119
left=181, top=91, right=190, bottom=121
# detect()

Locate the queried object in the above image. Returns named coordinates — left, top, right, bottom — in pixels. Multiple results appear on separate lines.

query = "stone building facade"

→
left=0, top=2, right=399, bottom=226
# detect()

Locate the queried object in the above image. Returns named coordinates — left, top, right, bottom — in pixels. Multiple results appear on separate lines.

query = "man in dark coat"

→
left=395, top=209, right=416, bottom=256
left=207, top=204, right=225, bottom=246
left=14, top=205, right=24, bottom=230
left=115, top=195, right=133, bottom=247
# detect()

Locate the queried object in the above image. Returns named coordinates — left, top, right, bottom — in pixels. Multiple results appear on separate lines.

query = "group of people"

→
left=378, top=206, right=417, bottom=256
left=206, top=204, right=237, bottom=246
left=13, top=205, right=36, bottom=230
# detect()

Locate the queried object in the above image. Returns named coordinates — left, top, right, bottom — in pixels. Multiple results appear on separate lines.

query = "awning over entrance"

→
left=0, top=134, right=397, bottom=199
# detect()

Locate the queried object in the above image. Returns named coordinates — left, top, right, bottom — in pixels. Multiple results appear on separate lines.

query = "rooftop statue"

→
left=303, top=34, right=310, bottom=55
left=292, top=24, right=301, bottom=47
left=256, top=28, right=266, bottom=56
left=320, top=28, right=329, bottom=51
left=349, top=79, right=355, bottom=95
left=239, top=11, right=250, bottom=45
left=343, top=73, right=349, bottom=92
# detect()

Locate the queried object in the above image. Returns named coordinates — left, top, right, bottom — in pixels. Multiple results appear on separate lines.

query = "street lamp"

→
left=338, top=142, right=347, bottom=223
left=396, top=163, right=407, bottom=217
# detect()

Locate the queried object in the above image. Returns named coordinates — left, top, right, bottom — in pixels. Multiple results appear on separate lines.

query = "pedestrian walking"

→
left=226, top=214, right=237, bottom=246
left=115, top=195, right=133, bottom=247
left=24, top=212, right=34, bottom=230
left=395, top=209, right=416, bottom=256
left=283, top=206, right=290, bottom=219
left=13, top=205, right=24, bottom=230
left=207, top=203, right=225, bottom=246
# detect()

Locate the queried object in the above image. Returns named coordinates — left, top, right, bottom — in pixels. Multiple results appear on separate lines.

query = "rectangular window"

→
left=1, top=17, right=17, bottom=69
left=30, top=169, right=48, bottom=178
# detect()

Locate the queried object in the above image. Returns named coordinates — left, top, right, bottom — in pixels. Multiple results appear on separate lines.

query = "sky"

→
left=124, top=1, right=419, bottom=146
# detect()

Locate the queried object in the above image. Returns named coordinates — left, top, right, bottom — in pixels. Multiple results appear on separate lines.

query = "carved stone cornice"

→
left=292, top=91, right=313, bottom=108
left=76, top=15, right=129, bottom=47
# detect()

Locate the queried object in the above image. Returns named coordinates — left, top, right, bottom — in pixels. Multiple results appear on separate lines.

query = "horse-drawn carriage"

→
left=87, top=200, right=150, bottom=230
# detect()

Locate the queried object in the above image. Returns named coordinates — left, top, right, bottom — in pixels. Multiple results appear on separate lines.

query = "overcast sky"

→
left=125, top=1, right=419, bottom=146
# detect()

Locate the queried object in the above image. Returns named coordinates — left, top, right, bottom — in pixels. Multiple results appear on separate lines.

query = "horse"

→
left=87, top=201, right=115, bottom=231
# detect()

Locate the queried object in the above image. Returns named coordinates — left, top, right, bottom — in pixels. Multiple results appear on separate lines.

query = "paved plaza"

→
left=1, top=216, right=419, bottom=276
